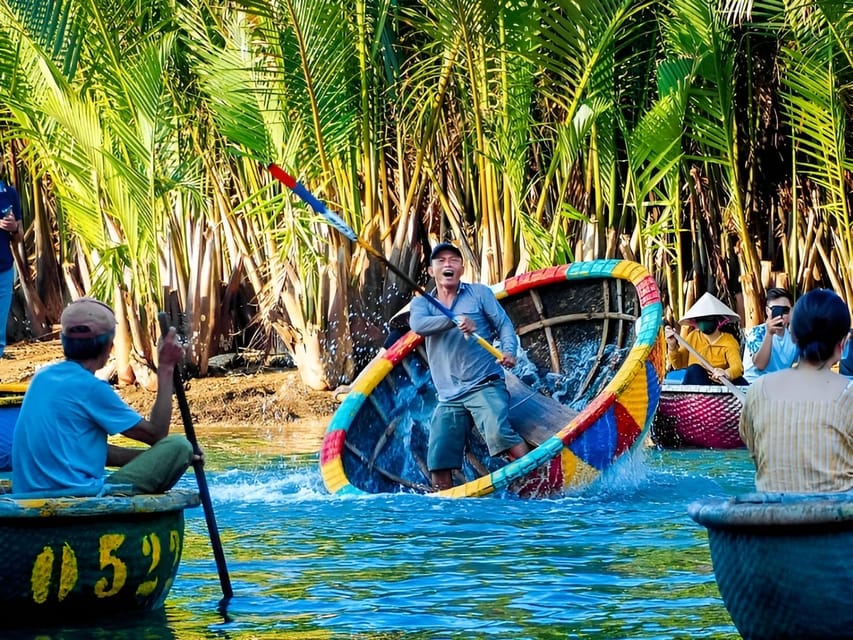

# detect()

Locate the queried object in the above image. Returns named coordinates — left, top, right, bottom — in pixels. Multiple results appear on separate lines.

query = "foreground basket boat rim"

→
left=0, top=488, right=200, bottom=518
left=688, top=491, right=853, bottom=527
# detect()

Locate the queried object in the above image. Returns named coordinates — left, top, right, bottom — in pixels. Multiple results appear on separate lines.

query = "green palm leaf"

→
left=779, top=8, right=853, bottom=293
left=182, top=7, right=279, bottom=165
left=2, top=0, right=87, bottom=79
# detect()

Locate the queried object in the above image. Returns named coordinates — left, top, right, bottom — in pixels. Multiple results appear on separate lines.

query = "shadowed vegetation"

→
left=1, top=0, right=853, bottom=389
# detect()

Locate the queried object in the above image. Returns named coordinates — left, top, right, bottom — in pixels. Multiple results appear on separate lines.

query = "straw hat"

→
left=679, top=292, right=740, bottom=325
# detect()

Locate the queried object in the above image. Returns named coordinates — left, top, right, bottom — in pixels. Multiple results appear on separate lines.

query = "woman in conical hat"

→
left=665, top=292, right=747, bottom=386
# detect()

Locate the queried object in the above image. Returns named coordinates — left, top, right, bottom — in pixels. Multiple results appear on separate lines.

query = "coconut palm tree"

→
left=0, top=0, right=218, bottom=380
left=3, top=0, right=853, bottom=393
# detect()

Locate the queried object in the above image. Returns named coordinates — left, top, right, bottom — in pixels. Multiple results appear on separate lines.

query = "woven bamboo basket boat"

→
left=650, top=384, right=744, bottom=449
left=688, top=492, right=853, bottom=640
left=0, top=488, right=200, bottom=622
left=321, top=260, right=665, bottom=498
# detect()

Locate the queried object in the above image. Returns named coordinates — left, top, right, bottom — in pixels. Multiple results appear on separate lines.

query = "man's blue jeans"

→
left=0, top=266, right=14, bottom=357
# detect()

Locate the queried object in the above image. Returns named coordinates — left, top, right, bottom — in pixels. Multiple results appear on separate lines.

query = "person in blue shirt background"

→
left=742, top=287, right=798, bottom=383
left=0, top=165, right=23, bottom=359
left=840, top=329, right=853, bottom=377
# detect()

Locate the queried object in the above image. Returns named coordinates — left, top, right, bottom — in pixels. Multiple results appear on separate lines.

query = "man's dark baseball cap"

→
left=430, top=242, right=463, bottom=261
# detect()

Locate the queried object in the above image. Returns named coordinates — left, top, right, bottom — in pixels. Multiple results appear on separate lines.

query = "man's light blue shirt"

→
left=409, top=282, right=518, bottom=402
left=742, top=325, right=798, bottom=383
left=12, top=360, right=142, bottom=494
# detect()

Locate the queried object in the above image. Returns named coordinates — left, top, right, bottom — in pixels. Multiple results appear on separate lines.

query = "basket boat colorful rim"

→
left=0, top=489, right=200, bottom=620
left=0, top=382, right=26, bottom=406
left=688, top=492, right=853, bottom=640
left=0, top=384, right=25, bottom=472
left=651, top=383, right=744, bottom=449
left=320, top=260, right=665, bottom=498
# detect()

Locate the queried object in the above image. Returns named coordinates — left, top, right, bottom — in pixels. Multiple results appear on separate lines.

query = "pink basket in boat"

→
left=652, top=384, right=743, bottom=449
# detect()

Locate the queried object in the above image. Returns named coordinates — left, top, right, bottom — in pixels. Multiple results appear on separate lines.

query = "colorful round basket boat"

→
left=0, top=489, right=200, bottom=621
left=320, top=260, right=665, bottom=498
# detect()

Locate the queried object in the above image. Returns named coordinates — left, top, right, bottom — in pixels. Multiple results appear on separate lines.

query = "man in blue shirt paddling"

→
left=409, top=242, right=530, bottom=490
left=12, top=297, right=195, bottom=496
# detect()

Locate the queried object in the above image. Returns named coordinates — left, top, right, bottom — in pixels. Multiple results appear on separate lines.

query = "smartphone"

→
left=771, top=306, right=786, bottom=318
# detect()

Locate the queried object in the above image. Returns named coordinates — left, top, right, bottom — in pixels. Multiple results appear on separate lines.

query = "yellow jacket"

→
left=668, top=329, right=744, bottom=380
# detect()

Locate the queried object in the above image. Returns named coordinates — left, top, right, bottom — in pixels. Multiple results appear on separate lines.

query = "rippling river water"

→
left=8, top=421, right=753, bottom=639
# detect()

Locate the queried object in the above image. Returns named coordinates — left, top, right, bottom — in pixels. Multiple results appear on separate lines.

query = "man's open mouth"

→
left=442, top=269, right=454, bottom=277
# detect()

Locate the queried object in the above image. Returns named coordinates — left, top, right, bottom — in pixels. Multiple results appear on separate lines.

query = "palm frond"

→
left=814, top=1, right=853, bottom=75
left=287, top=0, right=361, bottom=157
left=536, top=0, right=652, bottom=115
left=181, top=7, right=278, bottom=164
left=3, top=0, right=87, bottom=79
left=779, top=41, right=851, bottom=213
left=663, top=0, right=737, bottom=164
left=628, top=91, right=687, bottom=197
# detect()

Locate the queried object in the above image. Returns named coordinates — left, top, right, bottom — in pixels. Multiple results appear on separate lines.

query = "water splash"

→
left=204, top=466, right=328, bottom=504
left=510, top=343, right=630, bottom=411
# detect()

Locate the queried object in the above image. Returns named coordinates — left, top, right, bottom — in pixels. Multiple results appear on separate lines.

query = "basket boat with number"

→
left=0, top=488, right=200, bottom=622
left=1, top=383, right=200, bottom=621
left=688, top=492, right=853, bottom=640
left=320, top=260, right=665, bottom=498
left=650, top=383, right=744, bottom=449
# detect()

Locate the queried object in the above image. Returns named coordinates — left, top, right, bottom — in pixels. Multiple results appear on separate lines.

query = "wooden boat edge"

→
left=0, top=489, right=201, bottom=518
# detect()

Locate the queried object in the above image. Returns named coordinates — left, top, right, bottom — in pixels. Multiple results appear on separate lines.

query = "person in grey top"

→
left=409, top=242, right=530, bottom=490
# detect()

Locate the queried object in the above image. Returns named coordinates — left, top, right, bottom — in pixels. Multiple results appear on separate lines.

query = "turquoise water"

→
left=6, top=440, right=754, bottom=639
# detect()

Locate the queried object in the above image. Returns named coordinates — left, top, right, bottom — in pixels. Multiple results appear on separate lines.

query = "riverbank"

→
left=0, top=340, right=339, bottom=431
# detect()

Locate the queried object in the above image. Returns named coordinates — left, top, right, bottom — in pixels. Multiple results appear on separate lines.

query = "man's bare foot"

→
left=430, top=469, right=454, bottom=491
left=506, top=441, right=531, bottom=461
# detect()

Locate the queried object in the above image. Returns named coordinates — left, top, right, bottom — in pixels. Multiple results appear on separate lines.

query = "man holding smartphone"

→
left=0, top=165, right=23, bottom=359
left=742, top=287, right=798, bottom=383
